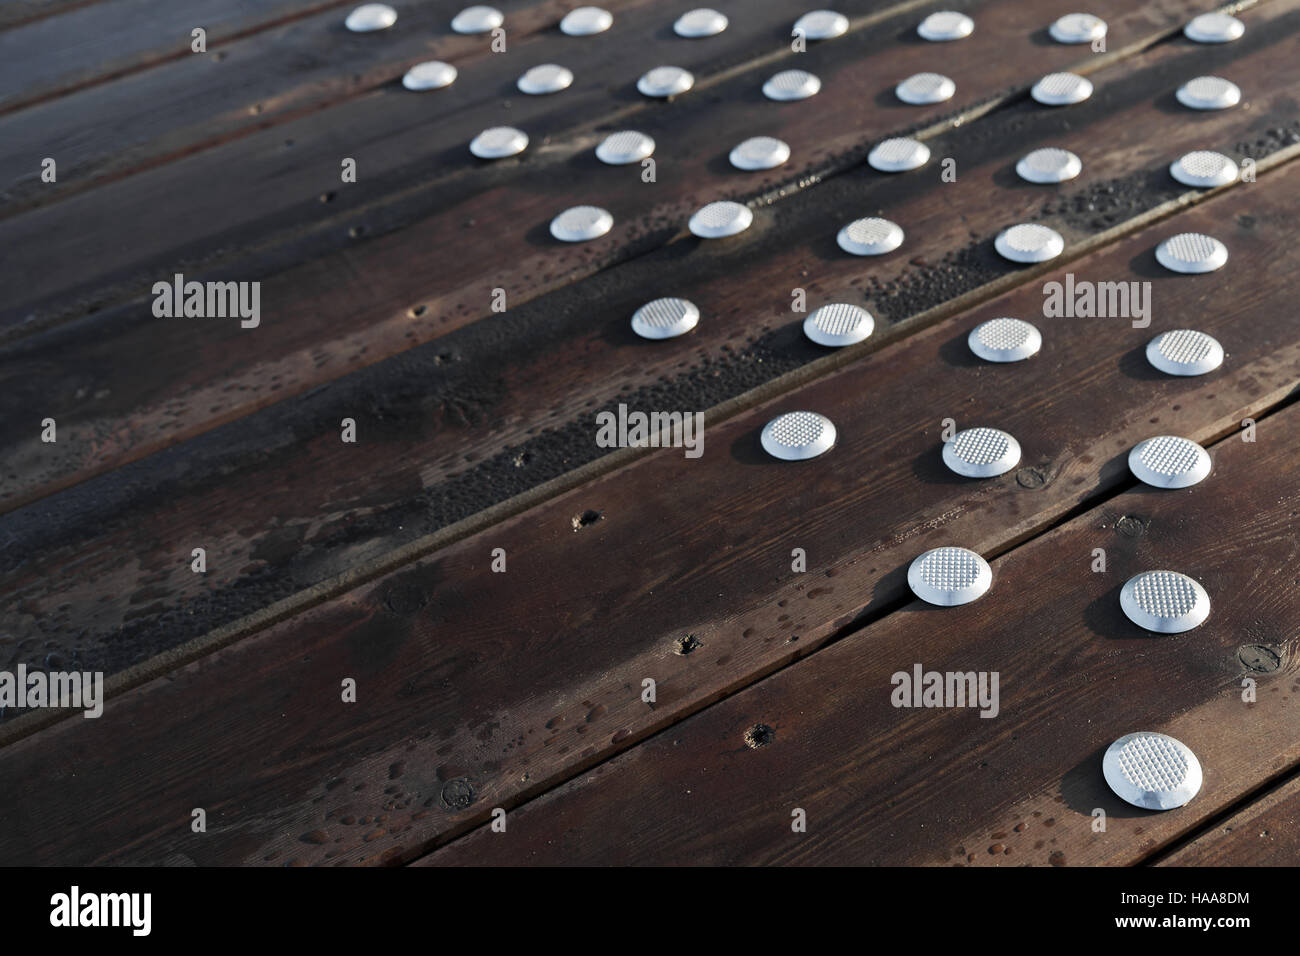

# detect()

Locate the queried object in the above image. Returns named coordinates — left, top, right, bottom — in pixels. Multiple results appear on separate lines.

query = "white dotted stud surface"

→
left=761, top=411, right=837, bottom=460
left=1032, top=72, right=1093, bottom=105
left=517, top=63, right=574, bottom=95
left=837, top=217, right=903, bottom=256
left=1184, top=12, right=1244, bottom=44
left=896, top=72, right=955, bottom=105
left=793, top=10, right=849, bottom=40
left=763, top=69, right=821, bottom=100
left=638, top=65, right=694, bottom=97
left=1145, top=329, right=1224, bottom=377
left=596, top=130, right=655, bottom=165
left=968, top=317, right=1042, bottom=363
left=1128, top=436, right=1211, bottom=489
left=1120, top=571, right=1211, bottom=634
left=346, top=3, right=396, bottom=31
left=803, top=303, right=875, bottom=347
left=995, top=223, right=1063, bottom=263
left=1049, top=12, right=1106, bottom=44
left=1103, top=732, right=1203, bottom=810
left=560, top=6, right=613, bottom=36
left=1170, top=150, right=1237, bottom=188
left=868, top=137, right=930, bottom=173
left=402, top=61, right=457, bottom=91
left=549, top=205, right=613, bottom=242
left=630, top=298, right=699, bottom=339
left=917, top=11, right=974, bottom=41
left=674, top=8, right=728, bottom=37
left=1016, top=147, right=1082, bottom=183
left=1155, top=233, right=1228, bottom=274
left=907, top=547, right=993, bottom=606
left=942, top=427, right=1022, bottom=478
left=1176, top=76, right=1241, bottom=110
left=689, top=201, right=753, bottom=238
left=469, top=126, right=528, bottom=159
left=729, top=136, right=791, bottom=171
left=451, top=5, right=502, bottom=34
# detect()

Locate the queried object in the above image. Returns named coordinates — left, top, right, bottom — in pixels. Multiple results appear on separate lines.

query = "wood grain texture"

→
left=3, top=156, right=1299, bottom=864
left=421, top=403, right=1300, bottom=865
left=5, top=4, right=1298, bottom=682
left=1156, top=772, right=1300, bottom=865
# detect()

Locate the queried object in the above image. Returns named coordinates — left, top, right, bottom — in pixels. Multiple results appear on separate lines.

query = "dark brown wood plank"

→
left=423, top=404, right=1300, bottom=865
left=5, top=2, right=1297, bottom=680
left=1155, top=772, right=1300, bottom=866
left=3, top=155, right=1299, bottom=864
left=0, top=0, right=102, bottom=32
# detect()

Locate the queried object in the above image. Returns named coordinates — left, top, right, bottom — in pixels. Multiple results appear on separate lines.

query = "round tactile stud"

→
left=1049, top=12, right=1106, bottom=44
left=596, top=130, right=655, bottom=165
left=762, top=69, right=821, bottom=100
left=1128, top=436, right=1211, bottom=489
left=1032, top=72, right=1093, bottom=105
left=793, top=9, right=848, bottom=40
left=689, top=201, right=752, bottom=238
left=674, top=8, right=727, bottom=37
left=729, top=136, right=790, bottom=171
left=549, top=205, right=613, bottom=241
left=1170, top=150, right=1237, bottom=188
left=1103, top=732, right=1203, bottom=810
left=942, top=427, right=1021, bottom=478
left=868, top=137, right=930, bottom=172
left=907, top=547, right=992, bottom=606
left=1120, top=570, right=1211, bottom=634
left=1155, top=232, right=1228, bottom=274
left=1145, top=329, right=1224, bottom=377
left=451, top=5, right=502, bottom=34
left=560, top=6, right=613, bottom=36
left=760, top=411, right=836, bottom=460
left=1016, top=147, right=1082, bottom=183
left=917, top=10, right=974, bottom=41
left=631, top=297, right=699, bottom=339
left=469, top=126, right=528, bottom=159
left=803, top=303, right=874, bottom=347
left=637, top=65, right=694, bottom=97
left=517, top=63, right=573, bottom=94
left=837, top=217, right=903, bottom=256
left=402, top=61, right=458, bottom=91
left=1184, top=12, right=1243, bottom=44
left=896, top=72, right=955, bottom=105
left=968, top=317, right=1042, bottom=363
left=1176, top=76, right=1241, bottom=110
left=346, top=3, right=396, bottom=31
left=995, top=223, right=1064, bottom=263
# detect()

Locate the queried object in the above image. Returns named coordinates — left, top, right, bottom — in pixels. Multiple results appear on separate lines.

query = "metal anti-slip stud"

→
left=1155, top=232, right=1228, bottom=274
left=403, top=62, right=457, bottom=91
left=868, top=138, right=929, bottom=172
left=638, top=65, right=694, bottom=97
left=550, top=205, right=613, bottom=242
left=995, top=224, right=1063, bottom=263
left=793, top=10, right=848, bottom=41
left=1184, top=12, right=1244, bottom=43
left=1032, top=72, right=1092, bottom=106
left=596, top=130, right=655, bottom=165
left=560, top=6, right=613, bottom=36
left=730, top=136, right=790, bottom=171
left=1176, top=76, right=1241, bottom=110
left=469, top=126, right=528, bottom=159
left=1145, top=329, right=1224, bottom=376
left=1120, top=570, right=1211, bottom=633
left=761, top=411, right=836, bottom=460
left=451, top=5, right=502, bottom=34
left=1128, top=436, right=1211, bottom=489
left=346, top=3, right=397, bottom=31
left=1170, top=150, right=1237, bottom=188
left=837, top=217, right=903, bottom=256
left=969, top=317, right=1041, bottom=362
left=517, top=64, right=573, bottom=95
left=674, top=8, right=728, bottom=37
left=907, top=547, right=992, bottom=606
left=943, top=427, right=1021, bottom=478
left=763, top=69, right=820, bottom=100
left=1016, top=147, right=1081, bottom=184
left=631, top=298, right=699, bottom=339
left=803, top=303, right=874, bottom=347
left=917, top=11, right=973, bottom=41
left=1103, top=732, right=1202, bottom=810
left=896, top=72, right=955, bottom=105
left=689, top=201, right=752, bottom=238
left=1049, top=12, right=1106, bottom=44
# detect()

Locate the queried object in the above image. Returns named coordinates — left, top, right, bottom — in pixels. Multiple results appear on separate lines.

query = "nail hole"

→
left=744, top=724, right=774, bottom=749
left=571, top=509, right=603, bottom=531
left=673, top=633, right=702, bottom=655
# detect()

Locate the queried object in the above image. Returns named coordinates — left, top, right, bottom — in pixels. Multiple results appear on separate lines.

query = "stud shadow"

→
left=1082, top=581, right=1157, bottom=640
left=1116, top=343, right=1174, bottom=382
left=1027, top=27, right=1057, bottom=47
left=1060, top=745, right=1153, bottom=819
left=936, top=329, right=984, bottom=368
left=909, top=445, right=973, bottom=486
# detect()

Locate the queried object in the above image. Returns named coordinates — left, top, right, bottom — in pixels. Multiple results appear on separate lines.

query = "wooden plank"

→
left=0, top=0, right=361, bottom=114
left=0, top=0, right=102, bottom=32
left=5, top=3, right=1298, bottom=674
left=1155, top=772, right=1300, bottom=865
left=3, top=155, right=1300, bottom=864
left=422, top=404, right=1300, bottom=865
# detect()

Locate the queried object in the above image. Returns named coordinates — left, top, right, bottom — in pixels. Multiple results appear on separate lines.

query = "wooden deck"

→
left=1, top=0, right=1297, bottom=868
